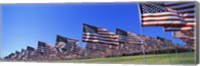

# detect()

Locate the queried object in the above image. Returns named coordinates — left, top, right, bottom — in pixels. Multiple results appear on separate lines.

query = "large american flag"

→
left=139, top=2, right=196, bottom=31
left=82, top=24, right=119, bottom=46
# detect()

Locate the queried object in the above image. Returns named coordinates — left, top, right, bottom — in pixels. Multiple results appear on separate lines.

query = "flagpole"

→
left=163, top=32, right=171, bottom=64
left=0, top=6, right=2, bottom=61
left=137, top=3, right=146, bottom=64
left=171, top=32, right=180, bottom=63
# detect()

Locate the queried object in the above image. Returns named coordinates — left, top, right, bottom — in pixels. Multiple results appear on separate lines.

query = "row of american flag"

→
left=82, top=2, right=196, bottom=47
left=3, top=2, right=196, bottom=61
left=4, top=35, right=79, bottom=60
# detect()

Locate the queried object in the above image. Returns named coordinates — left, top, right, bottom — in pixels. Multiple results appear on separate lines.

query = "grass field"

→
left=56, top=52, right=196, bottom=64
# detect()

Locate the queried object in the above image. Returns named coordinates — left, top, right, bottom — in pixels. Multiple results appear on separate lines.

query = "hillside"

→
left=57, top=52, right=195, bottom=64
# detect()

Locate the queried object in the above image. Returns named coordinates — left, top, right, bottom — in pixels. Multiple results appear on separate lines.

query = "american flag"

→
left=20, top=49, right=26, bottom=57
left=56, top=35, right=78, bottom=51
left=37, top=41, right=47, bottom=53
left=15, top=51, right=21, bottom=59
left=173, top=31, right=194, bottom=40
left=8, top=53, right=15, bottom=59
left=82, top=24, right=119, bottom=46
left=139, top=2, right=196, bottom=30
left=56, top=35, right=79, bottom=44
left=116, top=28, right=129, bottom=43
left=116, top=28, right=141, bottom=44
left=27, top=46, right=35, bottom=51
left=37, top=41, right=56, bottom=54
left=26, top=46, right=35, bottom=56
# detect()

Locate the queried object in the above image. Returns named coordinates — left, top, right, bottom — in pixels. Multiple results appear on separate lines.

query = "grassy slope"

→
left=56, top=52, right=196, bottom=64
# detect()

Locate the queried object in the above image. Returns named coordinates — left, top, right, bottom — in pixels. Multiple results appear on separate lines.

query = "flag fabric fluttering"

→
left=21, top=49, right=26, bottom=57
left=27, top=46, right=35, bottom=51
left=163, top=2, right=195, bottom=31
left=9, top=53, right=15, bottom=59
left=37, top=41, right=57, bottom=54
left=37, top=41, right=47, bottom=53
left=139, top=2, right=187, bottom=27
left=82, top=24, right=119, bottom=46
left=26, top=46, right=36, bottom=56
left=139, top=2, right=195, bottom=27
left=139, top=2, right=195, bottom=48
left=15, top=51, right=21, bottom=59
left=56, top=35, right=79, bottom=51
left=116, top=28, right=141, bottom=44
left=116, top=28, right=129, bottom=43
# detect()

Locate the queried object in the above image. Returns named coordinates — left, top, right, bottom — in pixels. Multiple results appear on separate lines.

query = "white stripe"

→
left=98, top=32, right=115, bottom=35
left=167, top=2, right=194, bottom=9
left=164, top=2, right=181, bottom=5
left=183, top=22, right=195, bottom=25
left=84, top=33, right=98, bottom=35
left=84, top=36, right=98, bottom=39
left=84, top=34, right=118, bottom=38
left=165, top=27, right=193, bottom=30
left=184, top=18, right=195, bottom=21
left=182, top=13, right=194, bottom=16
left=176, top=8, right=195, bottom=13
left=143, top=21, right=186, bottom=25
left=84, top=36, right=118, bottom=41
left=83, top=39, right=118, bottom=44
left=97, top=28, right=107, bottom=31
left=143, top=16, right=179, bottom=20
left=99, top=35, right=118, bottom=38
left=143, top=12, right=177, bottom=16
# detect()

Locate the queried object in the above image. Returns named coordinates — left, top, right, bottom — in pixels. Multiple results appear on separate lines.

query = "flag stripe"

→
left=82, top=37, right=119, bottom=42
left=142, top=16, right=180, bottom=20
left=142, top=19, right=181, bottom=22
left=82, top=39, right=119, bottom=45
left=165, top=27, right=193, bottom=31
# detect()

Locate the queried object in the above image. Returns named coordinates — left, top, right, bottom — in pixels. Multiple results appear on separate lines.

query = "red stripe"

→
left=163, top=23, right=195, bottom=27
left=142, top=23, right=187, bottom=27
left=83, top=40, right=119, bottom=46
left=84, top=33, right=117, bottom=36
left=82, top=37, right=119, bottom=42
left=181, top=16, right=194, bottom=18
left=142, top=14, right=177, bottom=18
left=83, top=34, right=118, bottom=38
left=142, top=19, right=181, bottom=22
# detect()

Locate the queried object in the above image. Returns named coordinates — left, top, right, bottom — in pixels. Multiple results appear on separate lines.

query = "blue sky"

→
left=0, top=3, right=186, bottom=58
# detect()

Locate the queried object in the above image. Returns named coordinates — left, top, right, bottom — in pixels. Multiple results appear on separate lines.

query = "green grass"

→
left=55, top=52, right=196, bottom=64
